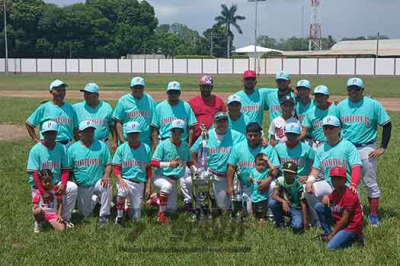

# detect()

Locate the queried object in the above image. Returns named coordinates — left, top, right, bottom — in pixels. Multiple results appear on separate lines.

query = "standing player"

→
left=226, top=122, right=280, bottom=215
left=337, top=77, right=392, bottom=226
left=300, top=85, right=340, bottom=150
left=26, top=121, right=77, bottom=229
left=67, top=120, right=112, bottom=226
left=191, top=112, right=245, bottom=212
left=112, top=122, right=152, bottom=225
left=148, top=119, right=196, bottom=224
left=73, top=83, right=117, bottom=150
left=113, top=76, right=157, bottom=147
left=225, top=95, right=251, bottom=135
left=26, top=79, right=78, bottom=147
left=295, top=79, right=315, bottom=146
left=151, top=81, right=197, bottom=149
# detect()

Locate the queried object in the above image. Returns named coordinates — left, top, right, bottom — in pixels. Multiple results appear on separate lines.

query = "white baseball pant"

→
left=153, top=175, right=178, bottom=213
left=117, top=179, right=144, bottom=220
left=77, top=179, right=112, bottom=218
left=212, top=177, right=231, bottom=209
left=357, top=143, right=380, bottom=198
left=180, top=167, right=192, bottom=204
left=303, top=180, right=333, bottom=226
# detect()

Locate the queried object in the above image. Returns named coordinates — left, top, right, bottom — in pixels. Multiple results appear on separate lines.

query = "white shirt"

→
left=268, top=116, right=299, bottom=143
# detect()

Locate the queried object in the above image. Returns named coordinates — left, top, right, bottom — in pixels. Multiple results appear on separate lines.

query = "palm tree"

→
left=215, top=4, right=245, bottom=58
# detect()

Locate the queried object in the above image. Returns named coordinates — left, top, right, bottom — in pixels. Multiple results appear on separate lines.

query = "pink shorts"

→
left=43, top=211, right=58, bottom=222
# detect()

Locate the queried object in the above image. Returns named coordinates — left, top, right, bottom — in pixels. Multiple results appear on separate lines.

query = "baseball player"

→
left=225, top=95, right=251, bottom=135
left=295, top=79, right=315, bottom=146
left=337, top=77, right=392, bottom=227
left=26, top=79, right=78, bottom=148
left=191, top=112, right=246, bottom=211
left=274, top=122, right=315, bottom=180
left=113, top=76, right=157, bottom=147
left=226, top=122, right=280, bottom=215
left=26, top=121, right=77, bottom=229
left=148, top=119, right=196, bottom=224
left=112, top=121, right=152, bottom=225
left=268, top=95, right=299, bottom=146
left=73, top=83, right=117, bottom=150
left=299, top=85, right=340, bottom=150
left=304, top=116, right=362, bottom=226
left=67, top=120, right=112, bottom=226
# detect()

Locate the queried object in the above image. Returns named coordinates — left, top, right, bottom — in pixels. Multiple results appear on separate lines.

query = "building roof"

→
left=234, top=45, right=282, bottom=54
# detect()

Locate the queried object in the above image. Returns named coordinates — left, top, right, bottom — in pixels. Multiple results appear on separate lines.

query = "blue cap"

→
left=131, top=76, right=145, bottom=87
left=170, top=119, right=186, bottom=131
left=79, top=120, right=96, bottom=131
left=275, top=71, right=290, bottom=81
left=167, top=81, right=181, bottom=91
left=296, top=79, right=311, bottom=89
left=285, top=122, right=301, bottom=134
left=347, top=77, right=364, bottom=89
left=322, top=116, right=341, bottom=127
left=80, top=82, right=99, bottom=93
left=49, top=79, right=68, bottom=91
left=41, top=121, right=58, bottom=133
left=313, top=85, right=330, bottom=96
left=124, top=122, right=142, bottom=134
left=227, top=94, right=241, bottom=105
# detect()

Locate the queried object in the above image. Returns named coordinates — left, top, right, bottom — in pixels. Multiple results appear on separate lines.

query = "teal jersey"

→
left=264, top=89, right=297, bottom=122
left=112, top=142, right=151, bottom=183
left=209, top=113, right=250, bottom=135
left=302, top=103, right=340, bottom=142
left=275, top=176, right=305, bottom=210
left=313, top=139, right=361, bottom=186
left=113, top=93, right=157, bottom=146
left=26, top=101, right=77, bottom=142
left=250, top=168, right=269, bottom=202
left=295, top=99, right=315, bottom=124
left=67, top=140, right=111, bottom=187
left=26, top=142, right=69, bottom=185
left=152, top=139, right=191, bottom=178
left=274, top=141, right=315, bottom=177
left=228, top=142, right=280, bottom=185
left=151, top=100, right=197, bottom=141
left=191, top=129, right=245, bottom=174
left=337, top=97, right=390, bottom=145
left=73, top=101, right=114, bottom=140
left=235, top=88, right=271, bottom=126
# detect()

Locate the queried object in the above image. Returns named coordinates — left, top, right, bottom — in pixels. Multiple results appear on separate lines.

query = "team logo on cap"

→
left=327, top=117, right=331, bottom=122
left=173, top=82, right=177, bottom=88
left=137, top=78, right=141, bottom=83
left=87, top=121, right=91, bottom=126
left=290, top=124, right=295, bottom=129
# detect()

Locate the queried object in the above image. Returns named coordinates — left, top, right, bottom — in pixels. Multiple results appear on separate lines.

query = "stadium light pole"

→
left=3, top=0, right=8, bottom=75
left=249, top=0, right=266, bottom=73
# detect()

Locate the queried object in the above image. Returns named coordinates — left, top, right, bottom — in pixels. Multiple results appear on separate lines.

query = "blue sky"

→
left=46, top=0, right=400, bottom=48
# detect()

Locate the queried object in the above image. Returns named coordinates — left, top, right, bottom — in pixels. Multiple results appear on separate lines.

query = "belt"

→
left=57, top=139, right=72, bottom=145
left=209, top=169, right=227, bottom=178
left=123, top=178, right=140, bottom=184
left=353, top=141, right=375, bottom=148
left=166, top=175, right=179, bottom=180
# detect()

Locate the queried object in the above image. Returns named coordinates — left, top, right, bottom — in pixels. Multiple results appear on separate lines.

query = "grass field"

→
left=0, top=73, right=400, bottom=97
left=0, top=95, right=399, bottom=264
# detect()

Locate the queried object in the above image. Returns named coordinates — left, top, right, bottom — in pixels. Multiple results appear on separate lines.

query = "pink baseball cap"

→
left=199, top=75, right=213, bottom=85
left=243, top=70, right=256, bottom=79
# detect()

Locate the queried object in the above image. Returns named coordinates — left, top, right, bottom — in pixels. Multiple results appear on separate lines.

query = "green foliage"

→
left=257, top=35, right=337, bottom=51
left=261, top=51, right=282, bottom=58
left=231, top=54, right=248, bottom=59
left=174, top=55, right=215, bottom=59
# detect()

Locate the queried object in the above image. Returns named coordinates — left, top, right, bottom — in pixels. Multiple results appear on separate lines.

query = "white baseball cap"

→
left=322, top=116, right=341, bottom=127
left=41, top=121, right=58, bottom=133
left=79, top=120, right=96, bottom=131
left=227, top=95, right=241, bottom=105
left=49, top=79, right=68, bottom=91
left=170, top=119, right=186, bottom=131
left=285, top=122, right=301, bottom=134
left=313, top=85, right=330, bottom=96
left=124, top=121, right=142, bottom=134
left=80, top=83, right=99, bottom=93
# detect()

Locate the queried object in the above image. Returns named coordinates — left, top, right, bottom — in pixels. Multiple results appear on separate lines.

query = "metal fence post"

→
left=335, top=58, right=338, bottom=75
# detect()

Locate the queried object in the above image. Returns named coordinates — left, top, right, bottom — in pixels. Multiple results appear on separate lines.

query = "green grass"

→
left=0, top=97, right=399, bottom=264
left=0, top=73, right=400, bottom=97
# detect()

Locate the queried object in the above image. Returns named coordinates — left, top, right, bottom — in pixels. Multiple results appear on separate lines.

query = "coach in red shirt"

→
left=188, top=75, right=227, bottom=140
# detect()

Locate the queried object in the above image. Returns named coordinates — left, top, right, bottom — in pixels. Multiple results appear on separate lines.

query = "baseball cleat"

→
left=34, top=221, right=42, bottom=233
left=369, top=214, right=379, bottom=227
left=158, top=212, right=169, bottom=224
left=64, top=221, right=75, bottom=229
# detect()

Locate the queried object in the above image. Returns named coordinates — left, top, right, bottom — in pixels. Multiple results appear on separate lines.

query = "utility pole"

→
left=249, top=0, right=266, bottom=73
left=3, top=0, right=8, bottom=75
left=210, top=31, right=214, bottom=57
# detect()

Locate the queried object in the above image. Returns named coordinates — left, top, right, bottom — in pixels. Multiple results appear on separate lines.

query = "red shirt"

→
left=188, top=95, right=227, bottom=140
left=329, top=187, right=363, bottom=235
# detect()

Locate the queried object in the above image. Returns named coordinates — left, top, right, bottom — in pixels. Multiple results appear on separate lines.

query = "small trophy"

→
left=231, top=168, right=244, bottom=221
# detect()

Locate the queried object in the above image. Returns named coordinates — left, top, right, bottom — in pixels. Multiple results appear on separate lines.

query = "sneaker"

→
left=99, top=216, right=108, bottom=227
left=158, top=212, right=169, bottom=224
left=369, top=214, right=379, bottom=227
left=34, top=221, right=42, bottom=233
left=115, top=217, right=123, bottom=226
left=147, top=193, right=160, bottom=207
left=64, top=221, right=74, bottom=229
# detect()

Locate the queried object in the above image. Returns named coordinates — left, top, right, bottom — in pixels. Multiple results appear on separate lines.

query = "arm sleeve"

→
left=61, top=169, right=69, bottom=187
left=146, top=167, right=152, bottom=180
left=381, top=122, right=392, bottom=149
left=114, top=165, right=122, bottom=176
left=26, top=105, right=43, bottom=127
left=112, top=99, right=124, bottom=121
left=32, top=171, right=45, bottom=193
left=350, top=165, right=362, bottom=186
left=150, top=159, right=161, bottom=168
left=32, top=189, right=41, bottom=204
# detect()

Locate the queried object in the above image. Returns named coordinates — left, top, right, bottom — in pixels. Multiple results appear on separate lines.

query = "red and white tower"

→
left=309, top=0, right=322, bottom=50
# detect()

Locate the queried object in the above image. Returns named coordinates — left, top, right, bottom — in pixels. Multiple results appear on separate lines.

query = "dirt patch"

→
left=0, top=123, right=28, bottom=141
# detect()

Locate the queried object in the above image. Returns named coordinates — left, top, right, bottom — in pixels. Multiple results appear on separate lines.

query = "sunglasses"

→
left=347, top=86, right=362, bottom=92
left=167, top=90, right=180, bottom=95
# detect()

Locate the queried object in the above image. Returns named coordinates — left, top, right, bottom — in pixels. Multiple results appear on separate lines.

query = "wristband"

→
left=159, top=162, right=171, bottom=168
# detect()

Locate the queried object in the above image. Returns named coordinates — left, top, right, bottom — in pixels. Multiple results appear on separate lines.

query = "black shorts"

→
left=252, top=200, right=268, bottom=219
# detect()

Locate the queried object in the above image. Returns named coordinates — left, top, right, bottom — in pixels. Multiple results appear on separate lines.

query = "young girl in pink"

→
left=32, top=169, right=65, bottom=233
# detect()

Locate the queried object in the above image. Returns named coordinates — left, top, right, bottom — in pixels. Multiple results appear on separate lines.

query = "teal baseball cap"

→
left=296, top=79, right=311, bottom=90
left=285, top=122, right=301, bottom=134
left=131, top=76, right=145, bottom=87
left=313, top=85, right=330, bottom=95
left=214, top=112, right=229, bottom=121
left=80, top=82, right=99, bottom=93
left=79, top=120, right=96, bottom=131
left=322, top=116, right=341, bottom=127
left=167, top=81, right=181, bottom=91
left=276, top=71, right=290, bottom=81
left=227, top=94, right=241, bottom=105
left=170, top=119, right=186, bottom=131
left=41, top=121, right=58, bottom=133
left=347, top=77, right=364, bottom=89
left=49, top=79, right=68, bottom=91
left=124, top=121, right=142, bottom=134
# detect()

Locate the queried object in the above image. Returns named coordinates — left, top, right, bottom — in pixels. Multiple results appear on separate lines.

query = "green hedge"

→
left=174, top=55, right=216, bottom=59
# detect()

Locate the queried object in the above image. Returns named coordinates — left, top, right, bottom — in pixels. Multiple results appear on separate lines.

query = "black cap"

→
left=280, top=95, right=294, bottom=104
left=282, top=161, right=298, bottom=174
